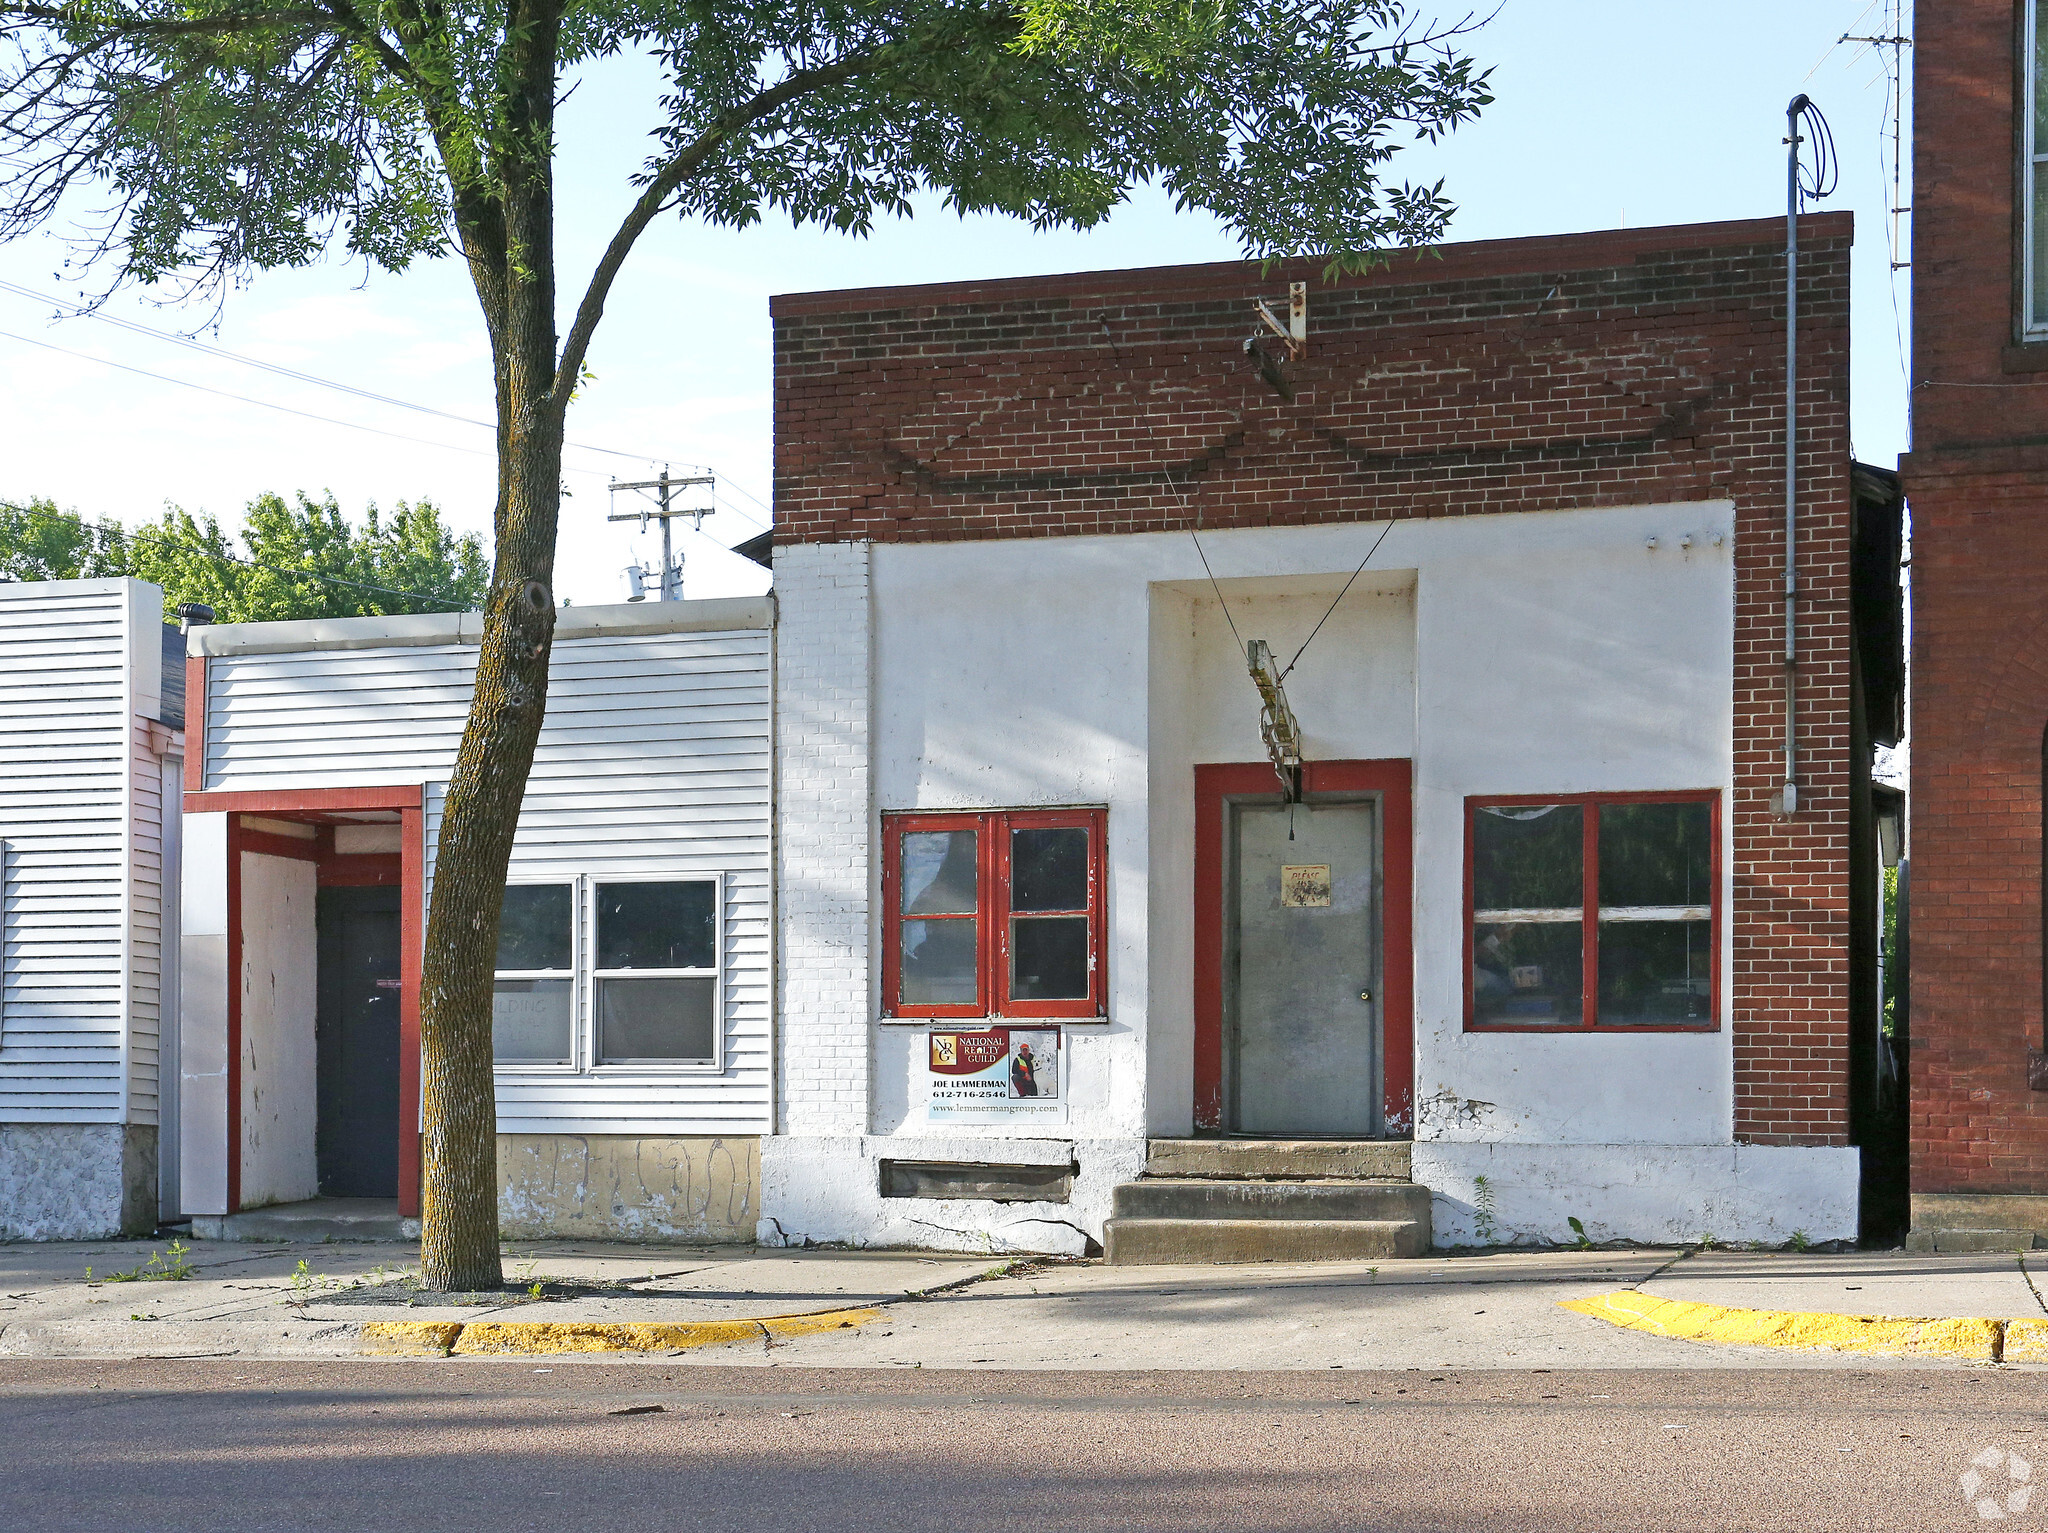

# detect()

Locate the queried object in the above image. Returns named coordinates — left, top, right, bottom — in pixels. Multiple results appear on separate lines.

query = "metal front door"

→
left=1227, top=797, right=1382, bottom=1136
left=315, top=886, right=402, bottom=1198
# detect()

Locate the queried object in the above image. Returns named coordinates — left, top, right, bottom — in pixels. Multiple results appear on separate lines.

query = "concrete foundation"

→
left=0, top=1124, right=157, bottom=1240
left=1906, top=1193, right=2048, bottom=1252
left=497, top=1134, right=759, bottom=1243
left=760, top=1134, right=1142, bottom=1255
left=1417, top=1143, right=1863, bottom=1247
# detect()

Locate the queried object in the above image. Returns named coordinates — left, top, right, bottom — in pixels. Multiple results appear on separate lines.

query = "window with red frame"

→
left=1466, top=793, right=1719, bottom=1030
left=882, top=809, right=1106, bottom=1019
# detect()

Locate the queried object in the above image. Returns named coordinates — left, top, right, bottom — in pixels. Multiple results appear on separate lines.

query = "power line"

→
left=3, top=500, right=474, bottom=611
left=0, top=278, right=777, bottom=525
left=1, top=277, right=682, bottom=471
left=0, top=326, right=524, bottom=469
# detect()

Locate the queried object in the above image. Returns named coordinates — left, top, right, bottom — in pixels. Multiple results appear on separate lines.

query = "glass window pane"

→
left=1598, top=919, right=1713, bottom=1025
left=1473, top=921, right=1583, bottom=1025
left=493, top=979, right=572, bottom=1063
left=902, top=830, right=977, bottom=914
left=1472, top=805, right=1582, bottom=911
left=1011, top=827, right=1089, bottom=912
left=595, top=881, right=715, bottom=969
left=2034, top=159, right=2048, bottom=329
left=596, top=976, right=716, bottom=1062
left=1011, top=915, right=1090, bottom=1001
left=2037, top=1, right=2048, bottom=144
left=496, top=885, right=570, bottom=971
left=901, top=918, right=978, bottom=1006
left=1599, top=802, right=1712, bottom=909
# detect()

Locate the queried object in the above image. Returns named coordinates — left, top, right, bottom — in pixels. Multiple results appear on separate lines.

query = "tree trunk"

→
left=416, top=0, right=566, bottom=1293
left=415, top=517, right=557, bottom=1291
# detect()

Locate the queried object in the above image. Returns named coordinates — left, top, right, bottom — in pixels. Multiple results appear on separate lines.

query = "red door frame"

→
left=185, top=786, right=426, bottom=1217
left=1192, top=760, right=1415, bottom=1135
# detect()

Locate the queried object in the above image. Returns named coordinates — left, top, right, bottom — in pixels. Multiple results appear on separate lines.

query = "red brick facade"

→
left=774, top=216, right=1859, bottom=1145
left=1902, top=1, right=2048, bottom=1195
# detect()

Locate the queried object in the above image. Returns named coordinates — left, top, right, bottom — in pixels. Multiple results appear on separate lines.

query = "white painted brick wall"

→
left=774, top=542, right=875, bottom=1136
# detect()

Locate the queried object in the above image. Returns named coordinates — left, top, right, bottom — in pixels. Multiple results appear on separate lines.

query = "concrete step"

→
left=189, top=1197, right=419, bottom=1244
left=1145, top=1138, right=1411, bottom=1181
left=1105, top=1216, right=1429, bottom=1264
left=1114, top=1177, right=1429, bottom=1223
left=1905, top=1227, right=2041, bottom=1253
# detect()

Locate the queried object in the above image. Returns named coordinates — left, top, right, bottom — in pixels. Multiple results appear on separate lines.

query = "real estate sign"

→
left=925, top=1027, right=1065, bottom=1123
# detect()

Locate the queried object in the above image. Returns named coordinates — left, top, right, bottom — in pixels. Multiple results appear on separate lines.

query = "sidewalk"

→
left=0, top=1236, right=2043, bottom=1368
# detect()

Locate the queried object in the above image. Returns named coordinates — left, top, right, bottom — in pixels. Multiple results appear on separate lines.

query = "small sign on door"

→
left=1280, top=864, right=1332, bottom=907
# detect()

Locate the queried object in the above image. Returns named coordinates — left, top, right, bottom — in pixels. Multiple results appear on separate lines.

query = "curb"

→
left=1561, top=1290, right=2048, bottom=1362
left=361, top=1305, right=885, bottom=1357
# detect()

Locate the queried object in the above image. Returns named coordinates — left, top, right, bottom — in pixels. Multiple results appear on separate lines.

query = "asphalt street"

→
left=6, top=1358, right=2044, bottom=1532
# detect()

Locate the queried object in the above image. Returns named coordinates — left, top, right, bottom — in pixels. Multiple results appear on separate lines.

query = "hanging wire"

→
left=1276, top=518, right=1398, bottom=684
left=1159, top=466, right=1248, bottom=656
left=0, top=326, right=507, bottom=466
left=1793, top=96, right=1840, bottom=210
left=0, top=279, right=778, bottom=530
left=0, top=278, right=717, bottom=474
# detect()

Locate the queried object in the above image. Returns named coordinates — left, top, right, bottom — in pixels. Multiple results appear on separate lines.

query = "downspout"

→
left=1782, top=94, right=1806, bottom=818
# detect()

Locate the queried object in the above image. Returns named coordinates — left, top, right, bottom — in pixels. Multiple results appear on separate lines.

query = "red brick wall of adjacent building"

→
left=773, top=215, right=1858, bottom=1145
left=1901, top=1, right=2048, bottom=1195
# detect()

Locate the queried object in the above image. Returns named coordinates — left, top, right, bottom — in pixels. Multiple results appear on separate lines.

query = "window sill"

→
left=493, top=1062, right=726, bottom=1075
left=2003, top=343, right=2048, bottom=374
left=880, top=1015, right=1111, bottom=1028
left=1464, top=1022, right=1722, bottom=1035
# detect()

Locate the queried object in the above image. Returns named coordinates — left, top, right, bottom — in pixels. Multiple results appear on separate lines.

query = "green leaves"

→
left=0, top=496, right=126, bottom=580
left=1, top=0, right=1491, bottom=305
left=0, top=491, right=488, bottom=619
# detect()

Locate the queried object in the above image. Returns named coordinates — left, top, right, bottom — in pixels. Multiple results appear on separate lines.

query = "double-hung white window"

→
left=493, top=884, right=575, bottom=1064
left=490, top=876, right=722, bottom=1069
left=592, top=878, right=720, bottom=1066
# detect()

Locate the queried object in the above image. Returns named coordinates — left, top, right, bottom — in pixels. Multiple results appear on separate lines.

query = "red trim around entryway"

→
left=186, top=785, right=426, bottom=1217
left=1192, top=760, right=1414, bottom=1135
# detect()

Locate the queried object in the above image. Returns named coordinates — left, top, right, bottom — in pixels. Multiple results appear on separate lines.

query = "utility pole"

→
left=608, top=467, right=713, bottom=601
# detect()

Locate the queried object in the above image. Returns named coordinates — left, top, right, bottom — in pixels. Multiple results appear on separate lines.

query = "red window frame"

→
left=881, top=808, right=1107, bottom=1020
left=1463, top=790, right=1721, bottom=1033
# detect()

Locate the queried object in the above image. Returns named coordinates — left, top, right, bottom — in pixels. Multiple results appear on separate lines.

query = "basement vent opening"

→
left=879, top=1160, right=1073, bottom=1204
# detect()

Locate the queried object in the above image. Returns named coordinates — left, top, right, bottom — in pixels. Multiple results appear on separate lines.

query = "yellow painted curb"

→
left=361, top=1306, right=883, bottom=1356
left=1560, top=1290, right=2012, bottom=1361
left=2004, top=1319, right=2048, bottom=1363
left=361, top=1321, right=466, bottom=1355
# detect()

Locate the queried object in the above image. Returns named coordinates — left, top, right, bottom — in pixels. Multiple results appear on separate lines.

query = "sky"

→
left=0, top=1, right=1914, bottom=607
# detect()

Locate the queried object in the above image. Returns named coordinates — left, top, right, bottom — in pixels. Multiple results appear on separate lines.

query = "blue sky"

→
left=0, top=1, right=1913, bottom=605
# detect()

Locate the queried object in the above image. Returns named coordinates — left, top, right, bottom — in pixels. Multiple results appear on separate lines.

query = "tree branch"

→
left=551, top=49, right=882, bottom=406
left=0, top=3, right=331, bottom=35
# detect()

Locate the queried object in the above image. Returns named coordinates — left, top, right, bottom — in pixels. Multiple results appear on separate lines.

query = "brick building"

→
left=1901, top=2, right=2048, bottom=1246
left=762, top=216, right=1905, bottom=1256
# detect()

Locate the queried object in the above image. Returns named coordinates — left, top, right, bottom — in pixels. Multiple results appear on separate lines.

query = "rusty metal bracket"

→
left=1255, top=281, right=1309, bottom=360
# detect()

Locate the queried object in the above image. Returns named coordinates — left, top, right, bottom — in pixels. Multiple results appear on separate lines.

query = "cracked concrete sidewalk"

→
left=1, top=1237, right=2044, bottom=1368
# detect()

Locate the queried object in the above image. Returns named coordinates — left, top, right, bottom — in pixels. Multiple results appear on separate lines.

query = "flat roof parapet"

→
left=188, top=594, right=774, bottom=657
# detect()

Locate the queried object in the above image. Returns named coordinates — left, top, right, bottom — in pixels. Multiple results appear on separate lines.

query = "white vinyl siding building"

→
left=180, top=597, right=772, bottom=1239
left=0, top=578, right=181, bottom=1238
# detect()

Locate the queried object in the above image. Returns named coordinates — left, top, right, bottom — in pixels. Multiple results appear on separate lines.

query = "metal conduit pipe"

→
left=1782, top=93, right=1806, bottom=819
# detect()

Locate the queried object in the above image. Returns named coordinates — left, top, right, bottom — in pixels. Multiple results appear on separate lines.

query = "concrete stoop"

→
left=1104, top=1140, right=1430, bottom=1264
left=1906, top=1193, right=2048, bottom=1254
left=189, top=1197, right=420, bottom=1243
